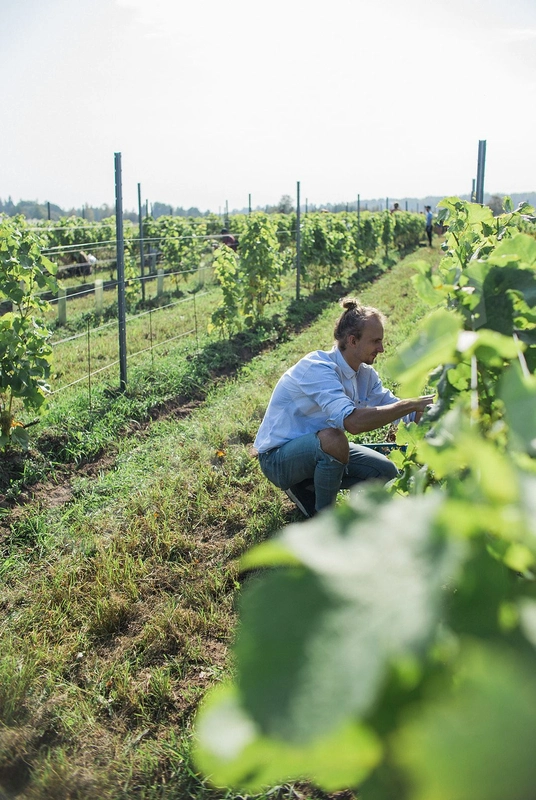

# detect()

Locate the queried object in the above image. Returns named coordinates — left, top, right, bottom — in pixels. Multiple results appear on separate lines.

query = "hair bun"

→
left=341, top=297, right=358, bottom=311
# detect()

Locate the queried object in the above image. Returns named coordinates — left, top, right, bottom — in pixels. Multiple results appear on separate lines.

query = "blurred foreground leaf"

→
left=194, top=488, right=466, bottom=792
left=193, top=684, right=381, bottom=793
left=394, top=640, right=536, bottom=800
left=385, top=309, right=461, bottom=397
left=500, top=362, right=536, bottom=457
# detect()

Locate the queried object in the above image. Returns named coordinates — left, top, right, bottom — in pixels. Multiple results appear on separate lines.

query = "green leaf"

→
left=193, top=684, right=382, bottom=793
left=465, top=258, right=536, bottom=335
left=394, top=641, right=536, bottom=800
left=395, top=421, right=427, bottom=451
left=412, top=260, right=433, bottom=276
left=240, top=540, right=303, bottom=571
left=518, top=599, right=536, bottom=646
left=10, top=425, right=30, bottom=449
left=234, top=490, right=463, bottom=744
left=385, top=309, right=462, bottom=397
left=518, top=472, right=536, bottom=545
left=466, top=203, right=494, bottom=225
left=411, top=273, right=446, bottom=307
left=488, top=233, right=536, bottom=268
left=446, top=362, right=470, bottom=390
left=389, top=448, right=406, bottom=469
left=437, top=196, right=465, bottom=213
left=500, top=362, right=536, bottom=456
left=464, top=328, right=522, bottom=363
left=502, top=542, right=534, bottom=573
left=420, top=412, right=519, bottom=505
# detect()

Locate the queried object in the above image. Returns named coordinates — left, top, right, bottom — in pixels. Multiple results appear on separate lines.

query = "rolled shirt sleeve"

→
left=355, top=368, right=416, bottom=426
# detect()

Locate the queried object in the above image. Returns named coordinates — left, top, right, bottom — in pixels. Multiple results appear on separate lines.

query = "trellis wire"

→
left=49, top=290, right=208, bottom=400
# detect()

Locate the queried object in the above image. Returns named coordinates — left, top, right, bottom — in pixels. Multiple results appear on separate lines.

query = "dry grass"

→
left=0, top=245, right=443, bottom=799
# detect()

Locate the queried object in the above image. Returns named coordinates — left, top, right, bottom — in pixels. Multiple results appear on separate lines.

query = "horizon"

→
left=3, top=189, right=535, bottom=220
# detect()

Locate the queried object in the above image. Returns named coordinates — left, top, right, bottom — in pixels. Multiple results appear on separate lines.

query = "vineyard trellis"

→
left=24, top=209, right=426, bottom=395
left=49, top=291, right=207, bottom=407
left=1, top=172, right=434, bottom=442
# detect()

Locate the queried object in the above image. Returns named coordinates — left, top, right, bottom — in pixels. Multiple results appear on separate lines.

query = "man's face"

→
left=347, top=317, right=385, bottom=367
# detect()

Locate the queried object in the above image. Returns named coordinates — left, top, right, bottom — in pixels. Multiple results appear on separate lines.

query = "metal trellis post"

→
left=114, top=152, right=128, bottom=391
left=87, top=320, right=92, bottom=409
left=296, top=181, right=301, bottom=301
left=476, top=140, right=487, bottom=205
left=138, top=182, right=146, bottom=302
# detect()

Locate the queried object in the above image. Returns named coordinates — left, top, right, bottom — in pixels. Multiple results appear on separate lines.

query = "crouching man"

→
left=253, top=298, right=434, bottom=517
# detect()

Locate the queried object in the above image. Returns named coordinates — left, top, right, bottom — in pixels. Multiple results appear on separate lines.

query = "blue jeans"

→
left=258, top=432, right=398, bottom=512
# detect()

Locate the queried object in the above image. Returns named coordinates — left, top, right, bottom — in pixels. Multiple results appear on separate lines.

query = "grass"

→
left=0, top=243, right=442, bottom=799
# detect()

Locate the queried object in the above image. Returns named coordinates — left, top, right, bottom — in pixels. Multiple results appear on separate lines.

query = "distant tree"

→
left=152, top=202, right=171, bottom=219
left=488, top=195, right=505, bottom=216
left=3, top=197, right=16, bottom=215
left=16, top=201, right=47, bottom=220
left=277, top=195, right=294, bottom=214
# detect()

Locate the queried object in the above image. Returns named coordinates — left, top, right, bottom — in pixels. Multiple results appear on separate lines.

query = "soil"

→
left=0, top=396, right=205, bottom=529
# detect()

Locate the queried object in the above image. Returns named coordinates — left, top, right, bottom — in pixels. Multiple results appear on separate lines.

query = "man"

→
left=253, top=298, right=434, bottom=517
left=425, top=206, right=433, bottom=246
left=220, top=228, right=238, bottom=252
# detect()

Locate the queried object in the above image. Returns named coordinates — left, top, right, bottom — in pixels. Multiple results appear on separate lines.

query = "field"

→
left=3, top=197, right=536, bottom=800
left=0, top=238, right=438, bottom=800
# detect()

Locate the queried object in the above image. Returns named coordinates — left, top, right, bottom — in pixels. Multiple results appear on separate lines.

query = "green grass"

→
left=0, top=244, right=442, bottom=799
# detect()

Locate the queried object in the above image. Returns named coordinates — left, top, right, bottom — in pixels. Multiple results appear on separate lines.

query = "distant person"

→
left=253, top=298, right=435, bottom=517
left=220, top=228, right=238, bottom=252
left=390, top=202, right=401, bottom=213
left=75, top=250, right=95, bottom=277
left=425, top=205, right=433, bottom=246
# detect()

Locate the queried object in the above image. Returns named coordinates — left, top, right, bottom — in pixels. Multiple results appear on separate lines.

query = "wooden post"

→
left=95, top=279, right=103, bottom=314
left=58, top=287, right=67, bottom=325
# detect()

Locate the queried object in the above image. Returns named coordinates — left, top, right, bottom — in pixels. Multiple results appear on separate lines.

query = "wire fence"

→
left=29, top=179, right=421, bottom=409
left=28, top=196, right=229, bottom=408
left=49, top=290, right=207, bottom=407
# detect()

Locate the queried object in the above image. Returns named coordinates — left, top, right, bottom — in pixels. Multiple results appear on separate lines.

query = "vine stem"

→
left=513, top=333, right=531, bottom=378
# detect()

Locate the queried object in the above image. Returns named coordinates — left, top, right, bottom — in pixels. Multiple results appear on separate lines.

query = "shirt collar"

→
left=332, top=345, right=358, bottom=379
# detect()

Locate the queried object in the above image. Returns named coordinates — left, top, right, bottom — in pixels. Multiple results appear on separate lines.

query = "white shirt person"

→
left=254, top=298, right=434, bottom=517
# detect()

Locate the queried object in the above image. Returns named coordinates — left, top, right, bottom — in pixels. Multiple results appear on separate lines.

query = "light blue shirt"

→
left=254, top=346, right=414, bottom=453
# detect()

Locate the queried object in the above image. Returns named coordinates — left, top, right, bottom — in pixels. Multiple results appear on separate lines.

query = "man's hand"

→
left=344, top=394, right=437, bottom=434
left=414, top=394, right=436, bottom=424
left=415, top=393, right=436, bottom=411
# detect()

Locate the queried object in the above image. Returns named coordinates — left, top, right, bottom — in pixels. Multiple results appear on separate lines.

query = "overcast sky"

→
left=2, top=0, right=535, bottom=213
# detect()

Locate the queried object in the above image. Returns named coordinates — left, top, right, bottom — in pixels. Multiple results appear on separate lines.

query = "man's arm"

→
left=343, top=395, right=435, bottom=435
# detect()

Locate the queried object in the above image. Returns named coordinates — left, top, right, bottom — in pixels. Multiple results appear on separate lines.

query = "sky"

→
left=2, top=0, right=536, bottom=213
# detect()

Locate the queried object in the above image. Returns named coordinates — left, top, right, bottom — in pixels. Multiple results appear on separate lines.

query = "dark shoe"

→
left=284, top=480, right=316, bottom=518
